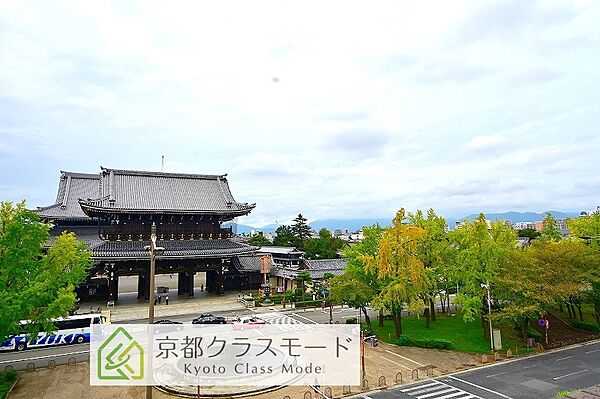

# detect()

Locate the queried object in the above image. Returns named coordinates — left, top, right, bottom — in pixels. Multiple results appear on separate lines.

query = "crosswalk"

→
left=259, top=312, right=307, bottom=331
left=400, top=381, right=481, bottom=399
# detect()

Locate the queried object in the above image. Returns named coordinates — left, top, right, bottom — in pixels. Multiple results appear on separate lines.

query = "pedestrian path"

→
left=259, top=312, right=307, bottom=332
left=400, top=380, right=481, bottom=399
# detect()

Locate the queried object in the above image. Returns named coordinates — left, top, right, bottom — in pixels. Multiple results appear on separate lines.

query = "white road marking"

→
left=521, top=364, right=538, bottom=369
left=384, top=349, right=425, bottom=366
left=486, top=371, right=507, bottom=378
left=402, top=381, right=443, bottom=392
left=552, top=369, right=589, bottom=381
left=402, top=380, right=482, bottom=399
left=380, top=355, right=413, bottom=371
left=418, top=388, right=457, bottom=398
left=447, top=376, right=515, bottom=399
left=0, top=349, right=89, bottom=364
left=555, top=356, right=572, bottom=361
left=584, top=348, right=600, bottom=354
left=290, top=313, right=319, bottom=324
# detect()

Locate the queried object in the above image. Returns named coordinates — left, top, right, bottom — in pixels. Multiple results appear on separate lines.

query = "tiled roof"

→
left=302, top=259, right=347, bottom=279
left=79, top=167, right=255, bottom=216
left=257, top=246, right=303, bottom=255
left=232, top=255, right=263, bottom=272
left=92, top=239, right=256, bottom=260
left=37, top=172, right=100, bottom=220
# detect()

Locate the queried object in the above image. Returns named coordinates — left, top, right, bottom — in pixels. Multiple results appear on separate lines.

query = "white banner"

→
left=90, top=323, right=360, bottom=386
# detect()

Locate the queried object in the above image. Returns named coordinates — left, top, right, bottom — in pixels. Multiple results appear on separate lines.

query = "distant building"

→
left=513, top=221, right=535, bottom=230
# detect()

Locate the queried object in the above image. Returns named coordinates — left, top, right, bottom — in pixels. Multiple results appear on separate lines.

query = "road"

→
left=358, top=340, right=600, bottom=399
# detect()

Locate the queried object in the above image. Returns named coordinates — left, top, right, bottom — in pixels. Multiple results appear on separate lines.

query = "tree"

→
left=517, top=228, right=540, bottom=239
left=272, top=225, right=297, bottom=247
left=448, top=214, right=516, bottom=337
left=569, top=210, right=600, bottom=248
left=248, top=234, right=271, bottom=247
left=304, top=228, right=345, bottom=259
left=330, top=224, right=384, bottom=330
left=295, top=270, right=313, bottom=301
left=540, top=213, right=562, bottom=242
left=291, top=214, right=312, bottom=247
left=408, top=209, right=450, bottom=328
left=362, top=209, right=428, bottom=338
left=0, top=201, right=91, bottom=342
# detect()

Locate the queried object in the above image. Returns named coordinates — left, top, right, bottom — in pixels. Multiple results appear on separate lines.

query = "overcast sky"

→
left=0, top=0, right=598, bottom=227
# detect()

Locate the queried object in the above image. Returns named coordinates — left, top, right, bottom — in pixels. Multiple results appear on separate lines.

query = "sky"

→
left=0, top=0, right=598, bottom=227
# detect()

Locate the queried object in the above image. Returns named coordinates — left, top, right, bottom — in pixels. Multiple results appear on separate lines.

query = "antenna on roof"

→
left=161, top=155, right=165, bottom=172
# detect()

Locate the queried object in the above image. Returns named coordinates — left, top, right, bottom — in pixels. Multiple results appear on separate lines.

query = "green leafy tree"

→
left=304, top=228, right=345, bottom=259
left=330, top=224, right=385, bottom=329
left=449, top=213, right=516, bottom=337
left=272, top=225, right=297, bottom=247
left=247, top=234, right=271, bottom=247
left=540, top=213, right=562, bottom=242
left=0, top=201, right=91, bottom=342
left=517, top=228, right=540, bottom=239
left=291, top=214, right=312, bottom=247
left=362, top=209, right=428, bottom=338
left=295, top=270, right=313, bottom=301
left=569, top=210, right=600, bottom=248
left=408, top=209, right=450, bottom=327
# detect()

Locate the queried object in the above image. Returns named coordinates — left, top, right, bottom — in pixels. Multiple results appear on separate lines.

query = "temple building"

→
left=37, top=167, right=258, bottom=302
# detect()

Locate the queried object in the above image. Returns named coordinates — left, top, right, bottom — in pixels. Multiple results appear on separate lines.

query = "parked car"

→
left=153, top=319, right=184, bottom=334
left=192, top=314, right=227, bottom=324
left=232, top=316, right=266, bottom=330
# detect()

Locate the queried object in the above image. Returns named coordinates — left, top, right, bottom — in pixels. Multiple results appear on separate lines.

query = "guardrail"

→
left=0, top=349, right=89, bottom=372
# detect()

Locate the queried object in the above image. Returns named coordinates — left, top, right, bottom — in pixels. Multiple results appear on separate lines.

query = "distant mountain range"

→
left=226, top=211, right=582, bottom=234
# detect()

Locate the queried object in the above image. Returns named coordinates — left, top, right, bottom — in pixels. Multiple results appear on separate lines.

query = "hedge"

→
left=294, top=300, right=321, bottom=308
left=395, top=335, right=453, bottom=350
left=0, top=371, right=17, bottom=399
left=571, top=320, right=600, bottom=333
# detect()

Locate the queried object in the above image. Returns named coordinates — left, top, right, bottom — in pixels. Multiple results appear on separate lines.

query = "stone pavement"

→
left=565, top=385, right=600, bottom=398
left=8, top=341, right=479, bottom=399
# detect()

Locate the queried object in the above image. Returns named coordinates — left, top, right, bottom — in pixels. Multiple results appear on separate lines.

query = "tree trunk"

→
left=566, top=302, right=574, bottom=319
left=440, top=292, right=446, bottom=313
left=594, top=303, right=600, bottom=329
left=430, top=298, right=436, bottom=322
left=558, top=302, right=564, bottom=313
left=378, top=310, right=384, bottom=327
left=577, top=302, right=583, bottom=321
left=482, top=314, right=489, bottom=339
left=393, top=309, right=402, bottom=338
left=362, top=307, right=372, bottom=330
left=447, top=291, right=451, bottom=313
left=424, top=307, right=431, bottom=328
left=521, top=317, right=529, bottom=341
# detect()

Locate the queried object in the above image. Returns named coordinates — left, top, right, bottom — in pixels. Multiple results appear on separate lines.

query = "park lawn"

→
left=552, top=303, right=599, bottom=326
left=0, top=371, right=17, bottom=399
left=366, top=313, right=530, bottom=354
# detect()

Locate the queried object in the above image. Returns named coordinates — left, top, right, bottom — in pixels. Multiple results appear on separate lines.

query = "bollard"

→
left=4, top=365, right=14, bottom=373
left=304, top=391, right=312, bottom=399
left=427, top=365, right=435, bottom=376
left=68, top=357, right=77, bottom=366
left=494, top=352, right=500, bottom=361
left=455, top=360, right=462, bottom=370
left=395, top=371, right=403, bottom=383
left=481, top=354, right=488, bottom=364
left=378, top=376, right=387, bottom=388
left=440, top=363, right=448, bottom=373
left=342, top=386, right=351, bottom=394
left=411, top=369, right=419, bottom=380
left=26, top=362, right=35, bottom=372
left=506, top=349, right=513, bottom=358
left=283, top=396, right=291, bottom=399
left=324, top=387, right=332, bottom=398
left=362, top=379, right=369, bottom=389
left=48, top=360, right=56, bottom=368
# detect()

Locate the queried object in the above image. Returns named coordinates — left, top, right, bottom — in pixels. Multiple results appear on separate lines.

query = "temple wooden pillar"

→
left=137, top=275, right=146, bottom=299
left=178, top=272, right=188, bottom=295
left=188, top=272, right=195, bottom=297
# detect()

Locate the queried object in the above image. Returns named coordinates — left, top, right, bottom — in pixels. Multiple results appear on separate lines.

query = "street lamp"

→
left=144, top=222, right=164, bottom=399
left=481, top=283, right=494, bottom=351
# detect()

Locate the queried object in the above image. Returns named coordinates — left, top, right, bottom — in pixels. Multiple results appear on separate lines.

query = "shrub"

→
left=526, top=327, right=542, bottom=340
left=0, top=371, right=17, bottom=399
left=395, top=335, right=452, bottom=350
left=294, top=300, right=321, bottom=308
left=571, top=320, right=600, bottom=333
left=346, top=317, right=358, bottom=324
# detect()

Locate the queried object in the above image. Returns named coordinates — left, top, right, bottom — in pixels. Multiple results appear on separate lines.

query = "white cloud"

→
left=0, top=0, right=598, bottom=226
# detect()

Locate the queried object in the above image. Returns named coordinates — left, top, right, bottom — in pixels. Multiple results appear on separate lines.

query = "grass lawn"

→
left=0, top=371, right=17, bottom=399
left=366, top=313, right=532, bottom=354
left=552, top=303, right=599, bottom=326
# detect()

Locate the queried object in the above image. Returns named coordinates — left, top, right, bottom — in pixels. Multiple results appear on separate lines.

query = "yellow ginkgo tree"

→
left=361, top=208, right=430, bottom=338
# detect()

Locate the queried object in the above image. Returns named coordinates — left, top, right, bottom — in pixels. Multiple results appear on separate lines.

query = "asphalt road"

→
left=359, top=340, right=600, bottom=399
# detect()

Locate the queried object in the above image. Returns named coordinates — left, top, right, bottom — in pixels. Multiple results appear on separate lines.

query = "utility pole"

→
left=145, top=223, right=164, bottom=399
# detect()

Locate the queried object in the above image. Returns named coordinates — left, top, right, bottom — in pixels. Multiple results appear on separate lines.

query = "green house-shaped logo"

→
left=98, top=327, right=144, bottom=380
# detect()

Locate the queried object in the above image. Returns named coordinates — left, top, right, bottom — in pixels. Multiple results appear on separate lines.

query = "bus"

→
left=0, top=314, right=106, bottom=352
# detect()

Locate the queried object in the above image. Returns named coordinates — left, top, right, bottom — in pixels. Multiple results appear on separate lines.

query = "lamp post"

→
left=144, top=223, right=164, bottom=399
left=481, top=283, right=494, bottom=351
